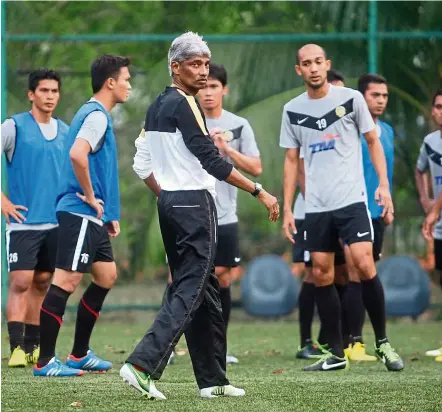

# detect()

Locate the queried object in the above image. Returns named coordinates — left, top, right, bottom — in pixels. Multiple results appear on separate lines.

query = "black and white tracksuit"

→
left=128, top=87, right=233, bottom=389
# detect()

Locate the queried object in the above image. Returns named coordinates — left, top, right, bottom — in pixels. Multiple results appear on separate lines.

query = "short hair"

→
left=327, top=69, right=345, bottom=84
left=296, top=44, right=327, bottom=65
left=168, top=31, right=211, bottom=76
left=358, top=73, right=387, bottom=95
left=208, top=63, right=227, bottom=86
left=90, top=54, right=131, bottom=94
left=432, top=88, right=442, bottom=106
left=28, top=68, right=61, bottom=92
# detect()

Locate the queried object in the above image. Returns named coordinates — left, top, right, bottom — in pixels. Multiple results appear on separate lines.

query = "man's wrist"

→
left=224, top=145, right=235, bottom=156
left=84, top=192, right=95, bottom=201
left=251, top=182, right=262, bottom=197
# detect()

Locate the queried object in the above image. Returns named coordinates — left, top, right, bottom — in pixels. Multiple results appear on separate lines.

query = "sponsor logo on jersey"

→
left=309, top=134, right=341, bottom=154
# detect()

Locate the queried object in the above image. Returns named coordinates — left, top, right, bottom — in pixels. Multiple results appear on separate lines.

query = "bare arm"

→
left=70, top=138, right=104, bottom=218
left=364, top=129, right=389, bottom=188
left=282, top=148, right=299, bottom=243
left=415, top=168, right=434, bottom=214
left=434, top=191, right=442, bottom=214
left=210, top=122, right=262, bottom=176
left=224, top=167, right=255, bottom=193
left=422, top=190, right=442, bottom=240
left=142, top=174, right=161, bottom=197
left=283, top=148, right=299, bottom=214
left=298, top=158, right=305, bottom=197
left=224, top=147, right=262, bottom=177
left=70, top=139, right=94, bottom=199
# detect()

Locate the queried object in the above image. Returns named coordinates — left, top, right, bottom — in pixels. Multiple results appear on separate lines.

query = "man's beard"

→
left=307, top=78, right=325, bottom=89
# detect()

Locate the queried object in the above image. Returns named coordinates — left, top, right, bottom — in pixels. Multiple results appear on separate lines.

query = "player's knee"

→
left=106, top=270, right=118, bottom=288
left=312, top=265, right=334, bottom=285
left=353, top=252, right=375, bottom=280
left=53, top=270, right=82, bottom=293
left=33, top=271, right=52, bottom=293
left=10, top=275, right=33, bottom=294
left=93, top=269, right=118, bottom=289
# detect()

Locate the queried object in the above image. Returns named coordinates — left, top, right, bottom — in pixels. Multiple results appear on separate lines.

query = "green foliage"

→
left=4, top=1, right=442, bottom=279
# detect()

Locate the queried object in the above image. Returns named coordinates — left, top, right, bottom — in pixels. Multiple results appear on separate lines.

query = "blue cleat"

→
left=66, top=350, right=112, bottom=373
left=33, top=357, right=85, bottom=377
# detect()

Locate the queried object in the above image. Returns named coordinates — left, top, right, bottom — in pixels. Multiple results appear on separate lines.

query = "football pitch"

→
left=2, top=316, right=441, bottom=412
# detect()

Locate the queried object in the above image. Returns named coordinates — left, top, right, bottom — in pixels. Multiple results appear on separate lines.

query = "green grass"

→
left=2, top=316, right=442, bottom=412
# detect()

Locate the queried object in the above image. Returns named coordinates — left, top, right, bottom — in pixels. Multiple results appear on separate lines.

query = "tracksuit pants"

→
left=127, top=189, right=229, bottom=389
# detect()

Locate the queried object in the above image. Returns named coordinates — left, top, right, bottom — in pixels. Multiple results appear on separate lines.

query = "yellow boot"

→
left=435, top=355, right=442, bottom=362
left=8, top=347, right=27, bottom=368
left=348, top=342, right=377, bottom=361
left=26, top=346, right=40, bottom=365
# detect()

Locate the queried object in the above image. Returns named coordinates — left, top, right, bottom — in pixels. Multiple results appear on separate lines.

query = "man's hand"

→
left=105, top=221, right=120, bottom=238
left=421, top=197, right=436, bottom=215
left=256, top=190, right=279, bottom=222
left=422, top=209, right=440, bottom=241
left=375, top=184, right=394, bottom=218
left=282, top=209, right=296, bottom=244
left=213, top=136, right=229, bottom=153
left=76, top=192, right=104, bottom=219
left=383, top=210, right=394, bottom=226
left=210, top=127, right=229, bottom=154
left=1, top=197, right=28, bottom=224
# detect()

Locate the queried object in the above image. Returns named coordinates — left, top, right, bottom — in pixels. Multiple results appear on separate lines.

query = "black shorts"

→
left=293, top=219, right=345, bottom=267
left=55, top=212, right=114, bottom=273
left=305, top=202, right=373, bottom=253
left=6, top=228, right=58, bottom=272
left=372, top=218, right=386, bottom=262
left=435, top=239, right=442, bottom=271
left=214, top=222, right=240, bottom=268
left=293, top=219, right=310, bottom=265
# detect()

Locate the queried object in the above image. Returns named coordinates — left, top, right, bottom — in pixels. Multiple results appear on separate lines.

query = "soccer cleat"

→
left=33, top=357, right=84, bottom=377
left=167, top=351, right=175, bottom=365
left=346, top=342, right=377, bottom=361
left=435, top=355, right=442, bottom=362
left=120, top=363, right=166, bottom=400
left=296, top=341, right=324, bottom=359
left=226, top=353, right=239, bottom=364
left=303, top=351, right=349, bottom=372
left=374, top=342, right=404, bottom=371
left=8, top=347, right=27, bottom=368
left=200, top=385, right=245, bottom=398
left=66, top=350, right=112, bottom=372
left=26, top=345, right=40, bottom=365
left=425, top=347, right=442, bottom=357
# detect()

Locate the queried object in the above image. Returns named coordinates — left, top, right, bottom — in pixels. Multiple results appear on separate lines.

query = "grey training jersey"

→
left=416, top=130, right=442, bottom=239
left=206, top=110, right=260, bottom=225
left=280, top=85, right=375, bottom=213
